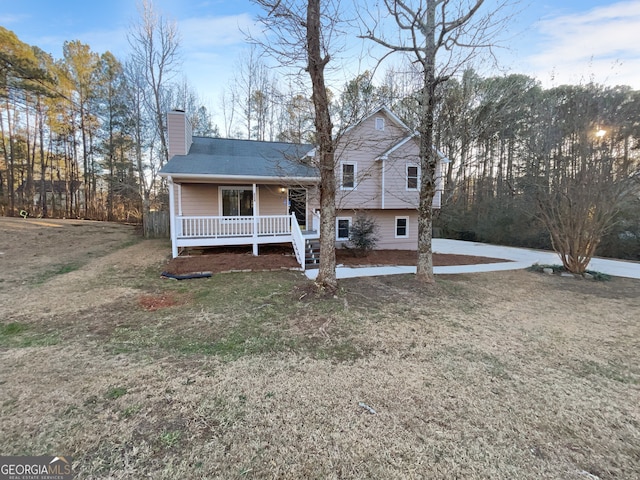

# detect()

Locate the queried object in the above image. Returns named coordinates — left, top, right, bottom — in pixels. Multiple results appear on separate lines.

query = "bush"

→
left=346, top=213, right=379, bottom=257
left=526, top=263, right=612, bottom=281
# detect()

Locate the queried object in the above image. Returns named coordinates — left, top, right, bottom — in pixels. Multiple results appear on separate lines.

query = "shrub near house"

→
left=344, top=212, right=379, bottom=257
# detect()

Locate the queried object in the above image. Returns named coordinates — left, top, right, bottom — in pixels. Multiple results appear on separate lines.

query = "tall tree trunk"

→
left=416, top=81, right=437, bottom=283
left=307, top=0, right=337, bottom=293
left=80, top=102, right=89, bottom=218
left=415, top=0, right=438, bottom=284
left=0, top=109, right=9, bottom=214
left=37, top=97, right=48, bottom=217
left=107, top=115, right=115, bottom=221
left=4, top=99, right=16, bottom=216
left=26, top=96, right=36, bottom=211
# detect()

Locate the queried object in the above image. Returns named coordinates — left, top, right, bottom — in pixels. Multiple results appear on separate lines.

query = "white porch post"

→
left=252, top=183, right=258, bottom=256
left=168, top=176, right=178, bottom=258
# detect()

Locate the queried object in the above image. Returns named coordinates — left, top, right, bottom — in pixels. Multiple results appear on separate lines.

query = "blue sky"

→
left=2, top=0, right=640, bottom=124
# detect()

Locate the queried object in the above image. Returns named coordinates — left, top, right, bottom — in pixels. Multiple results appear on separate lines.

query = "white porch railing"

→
left=173, top=214, right=312, bottom=269
left=290, top=213, right=305, bottom=269
left=178, top=215, right=292, bottom=239
left=311, top=210, right=321, bottom=233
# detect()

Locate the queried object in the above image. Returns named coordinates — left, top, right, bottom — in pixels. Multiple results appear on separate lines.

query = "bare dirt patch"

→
left=137, top=292, right=187, bottom=311
left=163, top=244, right=509, bottom=274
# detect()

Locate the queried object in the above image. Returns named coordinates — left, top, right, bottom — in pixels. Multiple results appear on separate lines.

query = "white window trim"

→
left=406, top=164, right=419, bottom=191
left=218, top=186, right=257, bottom=217
left=375, top=117, right=385, bottom=131
left=340, top=162, right=357, bottom=191
left=395, top=216, right=409, bottom=239
left=336, top=216, right=352, bottom=241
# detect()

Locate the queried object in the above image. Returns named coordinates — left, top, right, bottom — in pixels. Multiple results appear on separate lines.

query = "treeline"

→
left=0, top=7, right=213, bottom=222
left=427, top=71, right=640, bottom=260
left=1, top=24, right=639, bottom=258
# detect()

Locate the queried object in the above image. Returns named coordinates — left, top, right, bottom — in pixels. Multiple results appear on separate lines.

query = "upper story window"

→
left=375, top=117, right=385, bottom=131
left=407, top=165, right=419, bottom=190
left=341, top=162, right=356, bottom=190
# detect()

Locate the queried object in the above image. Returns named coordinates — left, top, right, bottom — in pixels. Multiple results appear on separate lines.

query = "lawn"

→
left=0, top=218, right=638, bottom=479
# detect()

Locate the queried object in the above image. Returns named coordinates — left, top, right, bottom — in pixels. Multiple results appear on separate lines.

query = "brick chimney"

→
left=166, top=110, right=193, bottom=160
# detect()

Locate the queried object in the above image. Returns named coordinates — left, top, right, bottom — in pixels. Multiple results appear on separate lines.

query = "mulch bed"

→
left=163, top=244, right=509, bottom=275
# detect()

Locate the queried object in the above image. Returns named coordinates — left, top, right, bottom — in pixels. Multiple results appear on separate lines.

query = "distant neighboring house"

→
left=159, top=106, right=445, bottom=269
left=16, top=179, right=83, bottom=213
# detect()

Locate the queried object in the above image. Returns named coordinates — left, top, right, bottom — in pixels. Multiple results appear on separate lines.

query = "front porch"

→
left=165, top=176, right=321, bottom=269
left=170, top=213, right=319, bottom=269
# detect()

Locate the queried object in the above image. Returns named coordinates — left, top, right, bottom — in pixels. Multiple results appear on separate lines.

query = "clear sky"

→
left=2, top=0, right=640, bottom=125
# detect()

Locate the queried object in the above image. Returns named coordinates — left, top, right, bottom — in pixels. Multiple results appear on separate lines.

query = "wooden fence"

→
left=143, top=211, right=170, bottom=238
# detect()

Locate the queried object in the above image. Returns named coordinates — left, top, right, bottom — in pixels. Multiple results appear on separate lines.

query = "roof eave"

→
left=161, top=172, right=320, bottom=183
left=375, top=135, right=416, bottom=160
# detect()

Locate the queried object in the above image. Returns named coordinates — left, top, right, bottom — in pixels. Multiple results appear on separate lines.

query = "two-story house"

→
left=332, top=106, right=444, bottom=250
left=158, top=106, right=444, bottom=269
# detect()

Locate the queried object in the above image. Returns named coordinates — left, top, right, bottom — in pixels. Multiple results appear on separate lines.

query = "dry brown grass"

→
left=0, top=218, right=638, bottom=479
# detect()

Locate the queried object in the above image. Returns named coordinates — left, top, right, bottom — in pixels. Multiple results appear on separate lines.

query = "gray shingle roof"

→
left=160, top=137, right=318, bottom=179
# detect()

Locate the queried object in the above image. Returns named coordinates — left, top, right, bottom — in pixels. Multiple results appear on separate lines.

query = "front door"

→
left=288, top=188, right=307, bottom=229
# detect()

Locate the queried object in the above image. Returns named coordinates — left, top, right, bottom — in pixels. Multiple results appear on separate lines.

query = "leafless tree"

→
left=128, top=0, right=181, bottom=170
left=252, top=0, right=345, bottom=293
left=276, top=89, right=315, bottom=143
left=231, top=46, right=273, bottom=140
left=535, top=146, right=639, bottom=274
left=360, top=0, right=514, bottom=283
left=123, top=59, right=154, bottom=214
left=219, top=86, right=238, bottom=138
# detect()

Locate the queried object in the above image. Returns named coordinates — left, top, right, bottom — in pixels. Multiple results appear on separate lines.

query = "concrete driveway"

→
left=305, top=239, right=640, bottom=280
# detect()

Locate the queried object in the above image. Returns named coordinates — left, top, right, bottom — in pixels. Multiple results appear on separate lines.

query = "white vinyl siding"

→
left=335, top=110, right=415, bottom=210
left=179, top=184, right=219, bottom=216
left=335, top=210, right=418, bottom=250
left=259, top=186, right=287, bottom=215
left=380, top=139, right=422, bottom=209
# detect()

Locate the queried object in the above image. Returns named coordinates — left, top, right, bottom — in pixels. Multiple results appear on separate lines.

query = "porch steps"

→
left=305, top=239, right=320, bottom=268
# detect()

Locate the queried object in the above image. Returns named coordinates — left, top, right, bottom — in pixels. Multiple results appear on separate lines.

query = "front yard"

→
left=0, top=219, right=638, bottom=479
